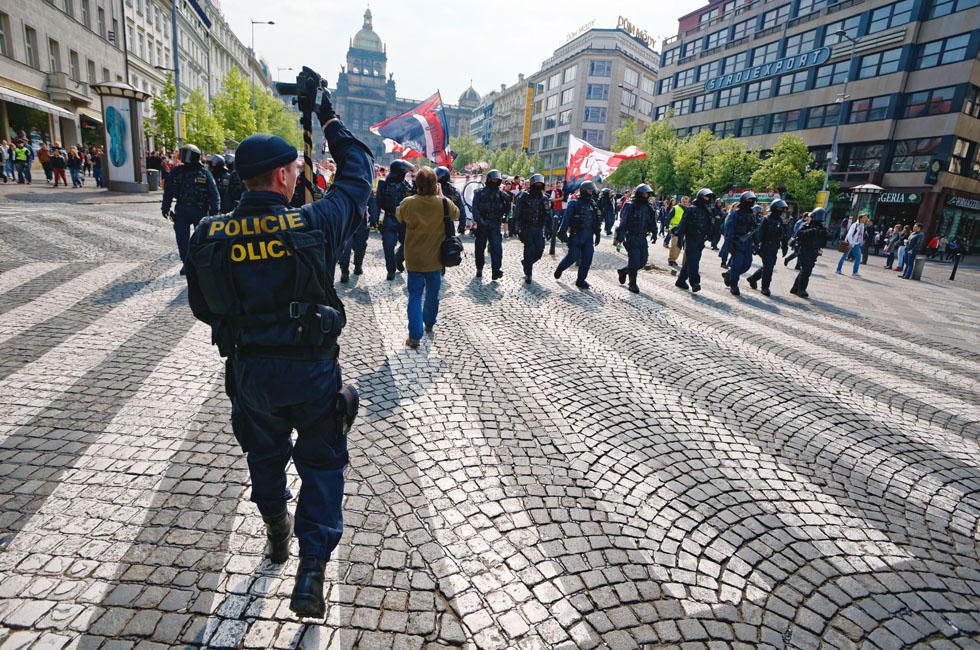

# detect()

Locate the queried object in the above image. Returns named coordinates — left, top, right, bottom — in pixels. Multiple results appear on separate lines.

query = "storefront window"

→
left=4, top=103, right=52, bottom=144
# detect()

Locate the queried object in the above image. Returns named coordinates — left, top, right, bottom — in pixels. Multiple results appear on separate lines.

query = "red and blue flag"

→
left=370, top=92, right=452, bottom=167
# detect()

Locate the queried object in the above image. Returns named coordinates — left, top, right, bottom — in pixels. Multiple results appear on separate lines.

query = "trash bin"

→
left=146, top=169, right=160, bottom=191
left=911, top=255, right=926, bottom=280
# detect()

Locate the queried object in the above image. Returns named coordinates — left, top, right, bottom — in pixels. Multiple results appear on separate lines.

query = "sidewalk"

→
left=0, top=176, right=161, bottom=205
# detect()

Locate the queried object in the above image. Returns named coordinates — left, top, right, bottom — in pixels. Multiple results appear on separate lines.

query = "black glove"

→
left=316, top=87, right=336, bottom=125
left=163, top=210, right=173, bottom=222
left=594, top=233, right=601, bottom=246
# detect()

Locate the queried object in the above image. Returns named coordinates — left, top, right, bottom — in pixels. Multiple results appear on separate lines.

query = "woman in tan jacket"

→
left=396, top=166, right=460, bottom=349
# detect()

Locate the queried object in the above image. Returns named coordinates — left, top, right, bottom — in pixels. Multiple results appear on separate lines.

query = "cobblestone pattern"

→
left=0, top=202, right=979, bottom=649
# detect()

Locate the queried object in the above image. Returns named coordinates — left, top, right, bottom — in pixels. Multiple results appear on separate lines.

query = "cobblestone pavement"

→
left=1, top=199, right=979, bottom=650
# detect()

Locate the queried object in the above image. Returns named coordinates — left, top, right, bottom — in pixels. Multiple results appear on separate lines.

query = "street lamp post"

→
left=821, top=30, right=860, bottom=200
left=170, top=2, right=182, bottom=149
left=250, top=19, right=275, bottom=110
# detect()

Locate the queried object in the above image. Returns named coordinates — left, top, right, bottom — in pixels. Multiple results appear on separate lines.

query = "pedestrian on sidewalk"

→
left=50, top=146, right=68, bottom=187
left=884, top=226, right=904, bottom=268
left=0, top=141, right=6, bottom=183
left=67, top=147, right=83, bottom=188
left=836, top=214, right=866, bottom=276
left=37, top=144, right=52, bottom=183
left=13, top=140, right=31, bottom=184
left=396, top=166, right=457, bottom=349
left=2, top=141, right=12, bottom=181
left=902, top=224, right=924, bottom=279
left=895, top=225, right=911, bottom=273
left=92, top=148, right=103, bottom=187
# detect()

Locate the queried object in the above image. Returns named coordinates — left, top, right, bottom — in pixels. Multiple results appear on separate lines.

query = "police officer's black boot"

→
left=290, top=556, right=327, bottom=618
left=475, top=268, right=482, bottom=278
left=618, top=268, right=627, bottom=284
left=261, top=509, right=292, bottom=564
left=353, top=266, right=363, bottom=275
left=492, top=270, right=504, bottom=281
left=340, top=270, right=350, bottom=284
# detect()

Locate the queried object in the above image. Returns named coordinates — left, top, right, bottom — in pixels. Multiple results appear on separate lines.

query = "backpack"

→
left=439, top=199, right=463, bottom=267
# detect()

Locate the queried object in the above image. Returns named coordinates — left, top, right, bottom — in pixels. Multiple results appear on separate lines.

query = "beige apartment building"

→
left=653, top=0, right=980, bottom=243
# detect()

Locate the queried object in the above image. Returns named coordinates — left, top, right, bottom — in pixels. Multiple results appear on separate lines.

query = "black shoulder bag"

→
left=440, top=198, right=464, bottom=267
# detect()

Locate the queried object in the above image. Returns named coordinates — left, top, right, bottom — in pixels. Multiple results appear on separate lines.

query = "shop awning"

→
left=77, top=107, right=103, bottom=125
left=0, top=85, right=74, bottom=120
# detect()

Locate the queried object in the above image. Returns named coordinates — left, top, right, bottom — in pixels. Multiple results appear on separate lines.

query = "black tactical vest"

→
left=626, top=201, right=654, bottom=237
left=520, top=192, right=550, bottom=228
left=477, top=187, right=507, bottom=222
left=380, top=177, right=410, bottom=223
left=189, top=205, right=345, bottom=356
left=570, top=196, right=599, bottom=235
left=178, top=166, right=212, bottom=211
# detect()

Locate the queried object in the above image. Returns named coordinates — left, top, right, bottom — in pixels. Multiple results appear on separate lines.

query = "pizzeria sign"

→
left=704, top=47, right=831, bottom=92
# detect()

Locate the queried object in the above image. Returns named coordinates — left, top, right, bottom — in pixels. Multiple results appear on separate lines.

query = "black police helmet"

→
left=178, top=144, right=201, bottom=165
left=486, top=169, right=503, bottom=183
left=390, top=160, right=413, bottom=175
left=769, top=198, right=788, bottom=215
left=739, top=190, right=757, bottom=208
left=695, top=188, right=715, bottom=204
left=811, top=207, right=827, bottom=222
left=579, top=181, right=597, bottom=194
left=435, top=166, right=451, bottom=182
left=752, top=205, right=763, bottom=214
left=530, top=173, right=545, bottom=188
left=209, top=154, right=224, bottom=166
left=635, top=184, right=653, bottom=198
left=601, top=187, right=611, bottom=194
left=224, top=154, right=235, bottom=166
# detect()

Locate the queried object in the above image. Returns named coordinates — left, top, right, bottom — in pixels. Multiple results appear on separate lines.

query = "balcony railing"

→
left=46, top=72, right=90, bottom=103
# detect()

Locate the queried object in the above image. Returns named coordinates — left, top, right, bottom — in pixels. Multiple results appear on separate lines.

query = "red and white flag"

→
left=565, top=135, right=646, bottom=187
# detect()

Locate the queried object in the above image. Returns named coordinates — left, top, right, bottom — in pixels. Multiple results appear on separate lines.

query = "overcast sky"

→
left=222, top=0, right=707, bottom=105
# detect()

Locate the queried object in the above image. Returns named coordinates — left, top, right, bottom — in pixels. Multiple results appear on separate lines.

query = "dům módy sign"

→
left=704, top=47, right=831, bottom=92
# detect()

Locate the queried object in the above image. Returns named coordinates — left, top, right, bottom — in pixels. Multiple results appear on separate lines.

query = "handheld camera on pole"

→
left=276, top=66, right=328, bottom=206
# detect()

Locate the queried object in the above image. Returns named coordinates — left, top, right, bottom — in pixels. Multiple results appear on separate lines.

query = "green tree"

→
left=606, top=119, right=647, bottom=188
left=448, top=134, right=486, bottom=171
left=213, top=67, right=256, bottom=144
left=750, top=134, right=837, bottom=212
left=184, top=89, right=225, bottom=153
left=703, top=137, right=761, bottom=192
left=672, top=130, right=717, bottom=196
left=788, top=169, right=838, bottom=213
left=149, top=73, right=177, bottom=151
left=643, top=115, right=681, bottom=196
left=254, top=88, right=302, bottom=148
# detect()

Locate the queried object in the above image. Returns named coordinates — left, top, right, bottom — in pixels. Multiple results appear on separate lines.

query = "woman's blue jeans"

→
left=407, top=270, right=441, bottom=340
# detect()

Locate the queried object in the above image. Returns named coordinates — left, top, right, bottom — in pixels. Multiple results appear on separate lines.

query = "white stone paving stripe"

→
left=0, top=263, right=66, bottom=296
left=0, top=262, right=139, bottom=344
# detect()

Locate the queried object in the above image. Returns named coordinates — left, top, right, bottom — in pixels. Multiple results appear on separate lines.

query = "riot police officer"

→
left=377, top=159, right=413, bottom=280
left=225, top=154, right=245, bottom=212
left=675, top=188, right=715, bottom=293
left=471, top=169, right=511, bottom=280
left=709, top=198, right=725, bottom=250
left=791, top=207, right=829, bottom=298
left=185, top=82, right=372, bottom=619
left=722, top=191, right=758, bottom=296
left=515, top=174, right=551, bottom=284
left=435, top=166, right=463, bottom=230
left=614, top=184, right=656, bottom=294
left=555, top=181, right=602, bottom=289
left=161, top=143, right=219, bottom=274
left=210, top=154, right=231, bottom=213
left=747, top=199, right=788, bottom=296
left=338, top=190, right=375, bottom=283
left=599, top=188, right=616, bottom=235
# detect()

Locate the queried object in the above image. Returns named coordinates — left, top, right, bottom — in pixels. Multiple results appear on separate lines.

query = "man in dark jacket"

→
left=161, top=144, right=220, bottom=274
left=555, top=181, right=601, bottom=289
left=746, top=199, right=788, bottom=296
left=790, top=208, right=829, bottom=298
left=471, top=169, right=511, bottom=280
left=902, top=223, right=924, bottom=279
left=377, top=159, right=413, bottom=280
left=721, top=191, right=758, bottom=296
left=599, top=188, right=616, bottom=235
left=674, top=188, right=714, bottom=292
left=515, top=174, right=551, bottom=283
left=614, top=184, right=656, bottom=294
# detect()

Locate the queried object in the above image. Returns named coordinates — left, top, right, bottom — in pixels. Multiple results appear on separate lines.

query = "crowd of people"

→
left=0, top=139, right=105, bottom=188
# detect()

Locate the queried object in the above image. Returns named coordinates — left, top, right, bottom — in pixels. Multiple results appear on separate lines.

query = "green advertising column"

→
left=91, top=82, right=151, bottom=193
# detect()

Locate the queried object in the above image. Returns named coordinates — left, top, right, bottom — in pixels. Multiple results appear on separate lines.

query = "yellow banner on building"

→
left=522, top=83, right=534, bottom=152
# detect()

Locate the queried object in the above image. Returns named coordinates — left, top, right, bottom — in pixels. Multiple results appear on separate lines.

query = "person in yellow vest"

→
left=14, top=141, right=32, bottom=184
left=667, top=195, right=689, bottom=267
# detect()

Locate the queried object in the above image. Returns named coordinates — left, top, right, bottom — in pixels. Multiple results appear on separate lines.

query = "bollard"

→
left=950, top=253, right=961, bottom=281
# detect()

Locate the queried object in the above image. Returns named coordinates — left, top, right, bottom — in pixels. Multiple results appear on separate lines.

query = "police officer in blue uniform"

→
left=555, top=181, right=601, bottom=289
left=225, top=154, right=245, bottom=212
left=435, top=166, right=462, bottom=227
left=161, top=144, right=220, bottom=274
left=790, top=207, right=829, bottom=298
left=377, top=159, right=413, bottom=280
left=746, top=199, right=788, bottom=296
left=599, top=188, right=616, bottom=235
left=722, top=191, right=758, bottom=296
left=184, top=84, right=373, bottom=619
left=675, top=188, right=714, bottom=293
left=614, top=184, right=656, bottom=294
left=709, top=198, right=725, bottom=250
left=471, top=169, right=511, bottom=280
left=210, top=154, right=232, bottom=213
left=515, top=174, right=550, bottom=284
left=338, top=190, right=375, bottom=283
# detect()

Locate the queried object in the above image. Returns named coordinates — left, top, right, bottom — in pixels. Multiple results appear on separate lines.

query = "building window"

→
left=0, top=13, right=8, bottom=56
left=546, top=94, right=558, bottom=110
left=583, top=107, right=605, bottom=122
left=848, top=95, right=890, bottom=123
left=733, top=19, right=752, bottom=40
left=561, top=88, right=575, bottom=105
left=589, top=60, right=612, bottom=77
left=700, top=7, right=720, bottom=23
left=558, top=109, right=573, bottom=125
left=797, top=0, right=829, bottom=15
left=928, top=0, right=980, bottom=18
left=662, top=48, right=680, bottom=66
left=548, top=72, right=561, bottom=89
left=672, top=98, right=692, bottom=115
left=87, top=59, right=95, bottom=82
left=557, top=131, right=569, bottom=147
left=858, top=48, right=902, bottom=79
left=771, top=109, right=801, bottom=133
left=777, top=71, right=808, bottom=96
left=48, top=39, right=60, bottom=73
left=64, top=0, right=74, bottom=16
left=717, top=87, right=741, bottom=108
left=706, top=29, right=728, bottom=50
left=102, top=67, right=109, bottom=81
left=97, top=7, right=105, bottom=37
left=784, top=29, right=817, bottom=57
left=806, top=103, right=841, bottom=128
left=915, top=34, right=971, bottom=69
left=624, top=68, right=639, bottom=86
left=949, top=138, right=971, bottom=174
left=823, top=16, right=861, bottom=46
left=903, top=86, right=956, bottom=117
left=659, top=77, right=673, bottom=94
left=714, top=120, right=736, bottom=137
left=138, top=32, right=145, bottom=59
left=655, top=105, right=669, bottom=120
left=740, top=115, right=767, bottom=136
left=868, top=0, right=915, bottom=34
left=683, top=39, right=703, bottom=58
left=69, top=50, right=79, bottom=80
left=813, top=61, right=850, bottom=88
left=761, top=4, right=790, bottom=29
left=563, top=66, right=576, bottom=83
left=638, top=98, right=653, bottom=115
left=846, top=144, right=884, bottom=171
left=752, top=42, right=779, bottom=67
left=640, top=76, right=655, bottom=95
left=542, top=134, right=554, bottom=149
left=698, top=60, right=722, bottom=83
left=81, top=0, right=90, bottom=27
left=693, top=93, right=715, bottom=112
left=964, top=86, right=980, bottom=118
left=544, top=115, right=556, bottom=129
left=890, top=137, right=941, bottom=171
left=745, top=79, right=772, bottom=102
left=582, top=129, right=603, bottom=144
left=676, top=68, right=696, bottom=88
left=586, top=84, right=609, bottom=100
left=723, top=51, right=749, bottom=76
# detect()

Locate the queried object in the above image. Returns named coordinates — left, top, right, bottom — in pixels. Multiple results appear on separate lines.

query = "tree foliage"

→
left=448, top=135, right=486, bottom=172
left=703, top=137, right=761, bottom=192
left=148, top=73, right=177, bottom=151
left=213, top=67, right=256, bottom=144
left=750, top=134, right=837, bottom=212
left=184, top=89, right=225, bottom=154
left=254, top=88, right=302, bottom=148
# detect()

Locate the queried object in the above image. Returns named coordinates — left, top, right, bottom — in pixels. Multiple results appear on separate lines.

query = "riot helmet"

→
left=810, top=207, right=827, bottom=222
left=435, top=166, right=451, bottom=182
left=486, top=169, right=503, bottom=186
left=178, top=144, right=202, bottom=165
left=634, top=184, right=653, bottom=201
left=390, top=159, right=413, bottom=177
left=530, top=174, right=545, bottom=190
left=738, top=190, right=757, bottom=210
left=769, top=199, right=788, bottom=219
left=695, top=188, right=715, bottom=205
left=752, top=205, right=763, bottom=215
left=209, top=154, right=225, bottom=167
left=579, top=181, right=597, bottom=195
left=224, top=153, right=235, bottom=169
left=601, top=188, right=611, bottom=195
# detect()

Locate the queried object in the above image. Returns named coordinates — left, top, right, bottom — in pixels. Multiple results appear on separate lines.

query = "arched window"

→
left=351, top=60, right=360, bottom=74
